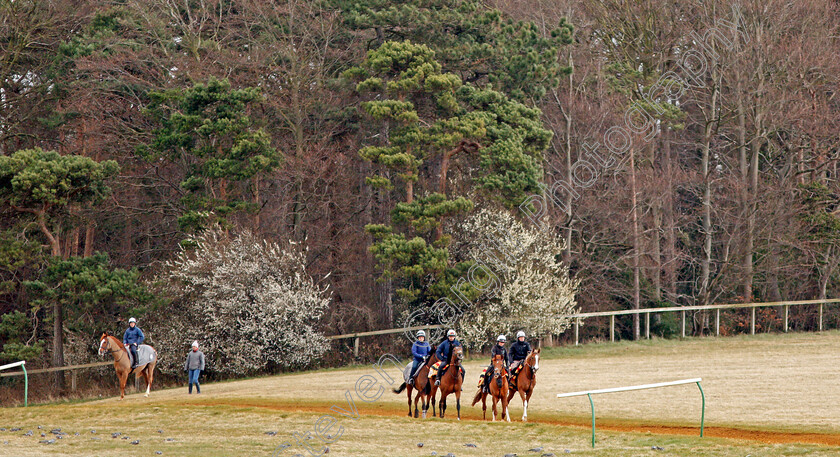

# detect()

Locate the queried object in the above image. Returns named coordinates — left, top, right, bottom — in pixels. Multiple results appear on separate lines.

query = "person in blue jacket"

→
left=434, top=329, right=465, bottom=386
left=123, top=317, right=145, bottom=369
left=408, top=330, right=430, bottom=384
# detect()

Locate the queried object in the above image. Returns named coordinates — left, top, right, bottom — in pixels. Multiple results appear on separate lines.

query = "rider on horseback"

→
left=123, top=317, right=145, bottom=369
left=408, top=330, right=431, bottom=384
left=508, top=330, right=530, bottom=388
left=480, top=334, right=510, bottom=392
left=434, top=329, right=464, bottom=386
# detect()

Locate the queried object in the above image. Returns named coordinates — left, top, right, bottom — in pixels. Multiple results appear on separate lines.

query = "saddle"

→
left=427, top=361, right=442, bottom=378
left=125, top=344, right=156, bottom=367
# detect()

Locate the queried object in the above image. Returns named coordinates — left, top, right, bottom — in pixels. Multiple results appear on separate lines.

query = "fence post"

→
left=681, top=310, right=686, bottom=338
left=574, top=318, right=580, bottom=346
left=645, top=313, right=650, bottom=339
left=610, top=315, right=615, bottom=342
left=819, top=303, right=824, bottom=332
left=750, top=307, right=756, bottom=335
left=22, top=362, right=27, bottom=407
left=71, top=370, right=77, bottom=392
left=135, top=375, right=140, bottom=392
left=784, top=305, right=789, bottom=332
left=353, top=337, right=360, bottom=358
left=715, top=309, right=720, bottom=337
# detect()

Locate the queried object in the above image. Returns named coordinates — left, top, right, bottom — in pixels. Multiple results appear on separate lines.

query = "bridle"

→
left=100, top=336, right=127, bottom=363
left=526, top=351, right=539, bottom=374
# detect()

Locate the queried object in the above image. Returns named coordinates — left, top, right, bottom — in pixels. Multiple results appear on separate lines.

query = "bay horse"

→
left=98, top=332, right=158, bottom=400
left=429, top=345, right=464, bottom=420
left=507, top=348, right=539, bottom=421
left=471, top=354, right=510, bottom=421
left=392, top=345, right=437, bottom=418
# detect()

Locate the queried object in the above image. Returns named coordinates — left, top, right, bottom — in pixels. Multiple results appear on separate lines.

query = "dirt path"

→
left=176, top=399, right=840, bottom=447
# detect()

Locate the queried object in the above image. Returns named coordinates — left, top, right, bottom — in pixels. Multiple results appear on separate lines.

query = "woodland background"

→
left=1, top=0, right=839, bottom=395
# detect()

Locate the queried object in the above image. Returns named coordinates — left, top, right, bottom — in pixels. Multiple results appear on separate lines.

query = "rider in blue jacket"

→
left=434, top=329, right=465, bottom=386
left=123, top=317, right=145, bottom=369
left=408, top=330, right=431, bottom=384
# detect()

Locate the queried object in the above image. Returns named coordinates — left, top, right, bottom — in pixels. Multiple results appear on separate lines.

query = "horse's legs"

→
left=416, top=391, right=424, bottom=418
left=481, top=392, right=487, bottom=420
left=118, top=373, right=127, bottom=400
left=503, top=392, right=511, bottom=422
left=491, top=394, right=498, bottom=422
left=405, top=386, right=413, bottom=417
left=455, top=389, right=461, bottom=421
left=523, top=387, right=534, bottom=421
left=519, top=388, right=528, bottom=421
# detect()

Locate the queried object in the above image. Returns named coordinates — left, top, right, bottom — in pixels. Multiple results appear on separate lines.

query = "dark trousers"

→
left=409, top=359, right=422, bottom=380
left=129, top=344, right=138, bottom=367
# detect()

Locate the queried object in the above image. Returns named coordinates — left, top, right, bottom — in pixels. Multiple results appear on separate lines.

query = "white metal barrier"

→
left=0, top=361, right=27, bottom=407
left=556, top=378, right=705, bottom=447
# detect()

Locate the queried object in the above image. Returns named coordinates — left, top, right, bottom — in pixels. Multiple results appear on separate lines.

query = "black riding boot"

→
left=188, top=383, right=193, bottom=394
left=195, top=382, right=200, bottom=394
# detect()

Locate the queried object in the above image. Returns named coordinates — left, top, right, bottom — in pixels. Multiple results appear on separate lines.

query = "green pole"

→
left=22, top=363, right=28, bottom=407
left=587, top=393, right=595, bottom=448
left=696, top=381, right=704, bottom=437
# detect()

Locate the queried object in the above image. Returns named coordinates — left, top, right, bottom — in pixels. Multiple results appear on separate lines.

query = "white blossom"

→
left=151, top=228, right=331, bottom=375
left=449, top=207, right=578, bottom=348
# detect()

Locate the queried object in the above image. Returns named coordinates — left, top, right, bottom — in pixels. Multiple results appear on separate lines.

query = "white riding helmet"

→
left=516, top=330, right=526, bottom=339
left=192, top=341, right=199, bottom=348
left=128, top=317, right=137, bottom=324
left=497, top=334, right=506, bottom=342
left=447, top=329, right=457, bottom=337
left=416, top=330, right=426, bottom=338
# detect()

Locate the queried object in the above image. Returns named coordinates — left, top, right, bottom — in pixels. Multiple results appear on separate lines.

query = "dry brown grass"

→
left=1, top=331, right=840, bottom=456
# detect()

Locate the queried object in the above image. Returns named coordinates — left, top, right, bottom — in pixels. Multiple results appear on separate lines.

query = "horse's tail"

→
left=471, top=389, right=482, bottom=406
left=392, top=382, right=406, bottom=394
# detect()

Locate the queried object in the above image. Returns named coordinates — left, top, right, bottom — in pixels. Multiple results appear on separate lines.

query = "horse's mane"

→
left=104, top=334, right=128, bottom=353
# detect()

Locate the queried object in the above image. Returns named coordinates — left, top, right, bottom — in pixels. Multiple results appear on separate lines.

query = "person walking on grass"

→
left=185, top=341, right=205, bottom=394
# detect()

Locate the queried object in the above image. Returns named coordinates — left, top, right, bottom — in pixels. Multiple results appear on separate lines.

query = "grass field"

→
left=2, top=331, right=840, bottom=456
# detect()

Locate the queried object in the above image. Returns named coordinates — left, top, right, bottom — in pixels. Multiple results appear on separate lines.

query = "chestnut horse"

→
left=98, top=332, right=158, bottom=400
left=392, top=348, right=438, bottom=418
left=471, top=354, right=510, bottom=421
left=507, top=348, right=539, bottom=421
left=429, top=345, right=464, bottom=420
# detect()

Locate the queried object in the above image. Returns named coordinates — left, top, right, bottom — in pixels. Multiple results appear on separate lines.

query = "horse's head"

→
left=451, top=346, right=464, bottom=365
left=527, top=348, right=541, bottom=373
left=492, top=354, right=505, bottom=378
left=98, top=332, right=114, bottom=356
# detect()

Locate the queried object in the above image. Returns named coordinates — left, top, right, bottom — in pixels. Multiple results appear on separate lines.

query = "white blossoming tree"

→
left=151, top=228, right=331, bottom=375
left=450, top=207, right=578, bottom=348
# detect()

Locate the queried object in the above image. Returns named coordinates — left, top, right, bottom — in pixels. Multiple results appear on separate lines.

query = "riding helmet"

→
left=516, top=330, right=526, bottom=339
left=447, top=329, right=457, bottom=337
left=497, top=334, right=506, bottom=342
left=416, top=330, right=426, bottom=337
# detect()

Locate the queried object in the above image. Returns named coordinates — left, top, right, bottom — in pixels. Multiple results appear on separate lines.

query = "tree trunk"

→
left=737, top=88, right=752, bottom=302
left=52, top=300, right=65, bottom=390
left=700, top=83, right=717, bottom=306
left=629, top=148, right=641, bottom=340
left=83, top=223, right=95, bottom=257
left=662, top=127, right=677, bottom=298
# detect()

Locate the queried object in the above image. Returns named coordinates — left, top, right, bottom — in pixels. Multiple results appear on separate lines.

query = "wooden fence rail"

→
left=3, top=299, right=835, bottom=397
left=328, top=325, right=445, bottom=357
left=0, top=361, right=112, bottom=392
left=569, top=298, right=840, bottom=345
